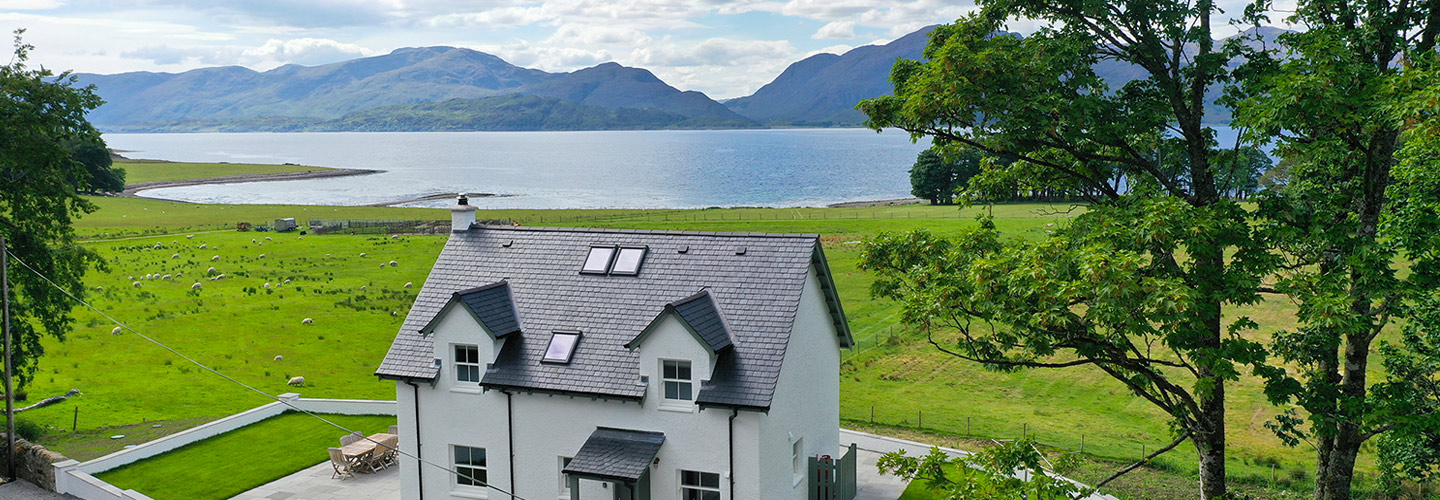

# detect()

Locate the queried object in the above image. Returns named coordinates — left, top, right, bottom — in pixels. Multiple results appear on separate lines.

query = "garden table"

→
left=340, top=433, right=398, bottom=473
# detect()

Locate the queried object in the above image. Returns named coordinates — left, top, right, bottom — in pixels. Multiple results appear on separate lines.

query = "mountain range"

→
left=78, top=25, right=1283, bottom=132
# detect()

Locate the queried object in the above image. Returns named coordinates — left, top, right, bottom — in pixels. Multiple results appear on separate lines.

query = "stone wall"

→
left=1, top=435, right=69, bottom=491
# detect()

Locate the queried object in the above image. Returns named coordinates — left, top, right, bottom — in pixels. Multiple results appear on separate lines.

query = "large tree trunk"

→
left=1194, top=381, right=1228, bottom=499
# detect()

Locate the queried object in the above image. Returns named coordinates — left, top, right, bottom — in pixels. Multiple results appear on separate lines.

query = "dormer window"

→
left=661, top=359, right=693, bottom=402
left=581, top=245, right=648, bottom=275
left=454, top=344, right=480, bottom=383
left=542, top=331, right=581, bottom=364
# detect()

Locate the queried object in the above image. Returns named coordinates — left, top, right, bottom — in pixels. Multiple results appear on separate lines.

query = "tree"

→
left=0, top=29, right=106, bottom=388
left=68, top=139, right=124, bottom=194
left=910, top=148, right=981, bottom=205
left=858, top=3, right=1279, bottom=497
left=1229, top=2, right=1438, bottom=498
left=877, top=438, right=1087, bottom=500
left=1213, top=147, right=1269, bottom=200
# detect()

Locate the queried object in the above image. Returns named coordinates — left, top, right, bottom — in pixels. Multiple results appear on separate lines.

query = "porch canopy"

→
left=563, top=427, right=666, bottom=483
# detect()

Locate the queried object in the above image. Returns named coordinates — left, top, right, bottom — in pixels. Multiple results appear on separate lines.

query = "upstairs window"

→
left=581, top=246, right=616, bottom=274
left=542, top=331, right=581, bottom=364
left=581, top=245, right=648, bottom=275
left=453, top=445, right=487, bottom=487
left=610, top=247, right=647, bottom=275
left=662, top=359, right=693, bottom=402
left=454, top=344, right=480, bottom=383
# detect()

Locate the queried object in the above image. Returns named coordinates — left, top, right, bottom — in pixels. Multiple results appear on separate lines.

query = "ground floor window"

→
left=680, top=470, right=720, bottom=500
left=453, top=445, right=487, bottom=487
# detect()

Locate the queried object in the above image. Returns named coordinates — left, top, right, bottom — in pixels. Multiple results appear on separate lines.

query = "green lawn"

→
left=117, top=160, right=335, bottom=185
left=22, top=195, right=1375, bottom=499
left=95, top=412, right=396, bottom=500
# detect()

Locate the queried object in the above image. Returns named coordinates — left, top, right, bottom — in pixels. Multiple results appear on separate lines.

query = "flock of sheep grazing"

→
left=99, top=231, right=423, bottom=390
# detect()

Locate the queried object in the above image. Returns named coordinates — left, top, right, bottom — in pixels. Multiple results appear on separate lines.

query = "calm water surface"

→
left=104, top=129, right=932, bottom=209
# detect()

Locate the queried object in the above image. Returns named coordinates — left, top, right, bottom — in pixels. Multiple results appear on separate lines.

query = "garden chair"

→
left=389, top=425, right=398, bottom=435
left=369, top=435, right=399, bottom=471
left=328, top=448, right=354, bottom=479
left=340, top=432, right=363, bottom=447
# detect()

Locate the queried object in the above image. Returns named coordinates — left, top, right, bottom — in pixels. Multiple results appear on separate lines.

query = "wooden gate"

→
left=808, top=443, right=857, bottom=500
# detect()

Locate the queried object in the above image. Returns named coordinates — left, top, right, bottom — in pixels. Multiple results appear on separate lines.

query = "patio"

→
left=226, top=431, right=907, bottom=500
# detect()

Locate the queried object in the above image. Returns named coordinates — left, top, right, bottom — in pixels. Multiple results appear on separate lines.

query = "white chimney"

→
left=451, top=193, right=477, bottom=232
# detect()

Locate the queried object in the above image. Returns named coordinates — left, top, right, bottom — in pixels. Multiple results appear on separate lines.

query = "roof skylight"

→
left=581, top=246, right=616, bottom=274
left=610, top=247, right=647, bottom=275
left=542, top=331, right=582, bottom=364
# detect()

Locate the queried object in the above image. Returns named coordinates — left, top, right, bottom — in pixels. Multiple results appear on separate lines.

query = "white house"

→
left=376, top=197, right=854, bottom=500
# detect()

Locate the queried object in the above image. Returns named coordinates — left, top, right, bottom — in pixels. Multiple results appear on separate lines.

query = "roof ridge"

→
left=472, top=225, right=820, bottom=239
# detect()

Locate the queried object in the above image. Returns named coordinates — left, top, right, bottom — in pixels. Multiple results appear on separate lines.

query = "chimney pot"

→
left=451, top=192, right=477, bottom=232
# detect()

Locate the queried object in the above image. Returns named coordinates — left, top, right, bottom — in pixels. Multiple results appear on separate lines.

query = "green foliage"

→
left=878, top=438, right=1086, bottom=500
left=0, top=29, right=106, bottom=388
left=14, top=418, right=46, bottom=441
left=909, top=148, right=981, bottom=205
left=858, top=1, right=1278, bottom=496
left=68, top=140, right=124, bottom=193
left=1229, top=1, right=1438, bottom=496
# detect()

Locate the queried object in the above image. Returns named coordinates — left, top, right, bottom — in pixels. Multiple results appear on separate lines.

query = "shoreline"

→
left=122, top=167, right=382, bottom=201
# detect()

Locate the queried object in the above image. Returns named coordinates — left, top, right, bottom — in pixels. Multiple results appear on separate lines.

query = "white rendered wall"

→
left=405, top=267, right=843, bottom=500
left=757, top=265, right=844, bottom=500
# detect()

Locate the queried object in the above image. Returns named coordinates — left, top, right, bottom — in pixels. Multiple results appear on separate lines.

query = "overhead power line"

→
left=3, top=249, right=529, bottom=500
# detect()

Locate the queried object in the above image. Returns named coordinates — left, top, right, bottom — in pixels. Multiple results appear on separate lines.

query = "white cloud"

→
left=812, top=20, right=854, bottom=39
left=424, top=6, right=553, bottom=28
left=0, top=0, right=63, bottom=10
left=240, top=38, right=379, bottom=66
left=547, top=23, right=652, bottom=46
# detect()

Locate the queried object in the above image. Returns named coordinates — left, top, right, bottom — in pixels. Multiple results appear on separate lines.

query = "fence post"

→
left=918, top=410, right=922, bottom=429
left=1023, top=423, right=1027, bottom=439
left=1080, top=435, right=1085, bottom=453
left=966, top=417, right=971, bottom=435
left=870, top=406, right=874, bottom=425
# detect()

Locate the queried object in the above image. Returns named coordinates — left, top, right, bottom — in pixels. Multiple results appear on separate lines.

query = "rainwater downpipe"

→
left=506, top=390, right=516, bottom=500
left=728, top=408, right=738, bottom=500
left=405, top=380, right=424, bottom=500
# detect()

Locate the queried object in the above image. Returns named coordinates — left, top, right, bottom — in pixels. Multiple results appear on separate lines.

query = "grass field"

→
left=95, top=412, right=396, bottom=500
left=17, top=192, right=1383, bottom=499
left=115, top=159, right=335, bottom=185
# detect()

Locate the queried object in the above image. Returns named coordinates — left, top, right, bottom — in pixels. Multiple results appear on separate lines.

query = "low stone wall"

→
left=1, top=436, right=68, bottom=491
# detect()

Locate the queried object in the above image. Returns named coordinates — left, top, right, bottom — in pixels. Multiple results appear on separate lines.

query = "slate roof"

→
left=375, top=226, right=851, bottom=409
left=627, top=290, right=734, bottom=353
left=562, top=427, right=666, bottom=482
left=453, top=282, right=521, bottom=337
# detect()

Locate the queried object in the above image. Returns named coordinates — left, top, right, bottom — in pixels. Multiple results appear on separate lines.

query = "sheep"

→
left=403, top=282, right=413, bottom=288
left=263, top=282, right=271, bottom=289
left=162, top=274, right=172, bottom=280
left=211, top=255, right=220, bottom=261
left=390, top=235, right=398, bottom=239
left=144, top=274, right=153, bottom=280
left=251, top=239, right=258, bottom=243
left=361, top=286, right=367, bottom=291
left=128, top=276, right=134, bottom=280
left=186, top=235, right=195, bottom=239
left=282, top=279, right=291, bottom=284
left=214, top=274, right=226, bottom=280
left=301, top=318, right=313, bottom=325
left=274, top=355, right=283, bottom=361
left=96, top=286, right=104, bottom=291
left=258, top=254, right=266, bottom=259
left=176, top=272, right=184, bottom=277
left=287, top=376, right=305, bottom=387
left=325, top=253, right=332, bottom=258
left=265, top=236, right=272, bottom=241
left=199, top=244, right=207, bottom=249
left=112, top=326, right=122, bottom=335
left=171, top=240, right=177, bottom=244
left=132, top=281, right=141, bottom=287
left=359, top=252, right=367, bottom=258
left=388, top=260, right=398, bottom=267
left=171, top=253, right=180, bottom=259
left=206, top=267, right=217, bottom=275
left=191, top=282, right=202, bottom=290
left=153, top=243, right=162, bottom=249
left=380, top=263, right=386, bottom=269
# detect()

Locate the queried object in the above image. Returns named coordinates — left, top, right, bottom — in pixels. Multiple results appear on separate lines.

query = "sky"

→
left=1, top=0, right=1294, bottom=99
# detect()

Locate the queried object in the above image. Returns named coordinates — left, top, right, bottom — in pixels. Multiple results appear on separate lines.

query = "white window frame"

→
left=679, top=469, right=721, bottom=500
left=558, top=456, right=573, bottom=498
left=792, top=437, right=805, bottom=486
left=451, top=444, right=488, bottom=497
left=453, top=344, right=481, bottom=384
left=659, top=359, right=693, bottom=410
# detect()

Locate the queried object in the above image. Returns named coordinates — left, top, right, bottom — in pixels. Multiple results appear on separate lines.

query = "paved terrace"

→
left=227, top=429, right=1116, bottom=500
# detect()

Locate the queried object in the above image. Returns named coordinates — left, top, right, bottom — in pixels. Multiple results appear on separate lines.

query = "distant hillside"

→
left=76, top=48, right=752, bottom=132
left=325, top=95, right=753, bottom=131
left=725, top=26, right=939, bottom=127
left=728, top=25, right=1289, bottom=127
